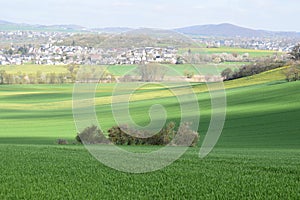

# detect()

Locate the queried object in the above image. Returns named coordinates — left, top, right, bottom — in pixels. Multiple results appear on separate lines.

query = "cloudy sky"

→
left=1, top=0, right=299, bottom=31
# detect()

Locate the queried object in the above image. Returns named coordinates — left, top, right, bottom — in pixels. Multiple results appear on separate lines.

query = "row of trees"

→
left=0, top=63, right=170, bottom=84
left=0, top=70, right=73, bottom=84
left=283, top=64, right=300, bottom=82
left=221, top=61, right=286, bottom=81
left=286, top=44, right=300, bottom=81
left=182, top=51, right=283, bottom=64
left=0, top=65, right=116, bottom=85
left=221, top=43, right=300, bottom=82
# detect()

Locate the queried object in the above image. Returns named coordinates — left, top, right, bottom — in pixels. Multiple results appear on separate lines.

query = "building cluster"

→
left=114, top=47, right=177, bottom=65
left=0, top=30, right=298, bottom=65
left=0, top=43, right=178, bottom=65
left=197, top=37, right=298, bottom=52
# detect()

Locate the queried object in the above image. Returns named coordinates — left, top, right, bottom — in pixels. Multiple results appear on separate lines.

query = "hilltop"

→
left=1, top=20, right=300, bottom=38
left=174, top=23, right=300, bottom=38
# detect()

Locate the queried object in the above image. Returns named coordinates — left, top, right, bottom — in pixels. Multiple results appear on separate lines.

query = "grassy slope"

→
left=0, top=69, right=300, bottom=199
left=0, top=66, right=297, bottom=145
left=0, top=65, right=68, bottom=74
left=0, top=63, right=240, bottom=77
left=179, top=47, right=279, bottom=57
left=1, top=145, right=299, bottom=199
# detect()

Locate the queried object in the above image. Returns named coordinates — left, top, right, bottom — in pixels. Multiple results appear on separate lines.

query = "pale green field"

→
left=179, top=47, right=280, bottom=57
left=1, top=67, right=300, bottom=199
left=0, top=64, right=68, bottom=74
left=0, top=63, right=241, bottom=77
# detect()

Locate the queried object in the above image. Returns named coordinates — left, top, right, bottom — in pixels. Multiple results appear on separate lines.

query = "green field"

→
left=107, top=63, right=242, bottom=77
left=0, top=64, right=69, bottom=74
left=0, top=63, right=242, bottom=77
left=1, top=69, right=300, bottom=199
left=179, top=47, right=279, bottom=57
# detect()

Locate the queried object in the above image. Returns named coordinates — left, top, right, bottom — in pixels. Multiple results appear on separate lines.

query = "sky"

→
left=1, top=0, right=300, bottom=31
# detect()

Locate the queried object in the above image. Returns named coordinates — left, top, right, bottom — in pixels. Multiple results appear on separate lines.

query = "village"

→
left=0, top=30, right=297, bottom=66
left=0, top=44, right=178, bottom=66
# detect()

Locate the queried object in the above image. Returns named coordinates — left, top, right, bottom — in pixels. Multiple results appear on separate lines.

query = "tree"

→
left=48, top=73, right=57, bottom=84
left=7, top=49, right=14, bottom=56
left=289, top=44, right=300, bottom=60
left=0, top=70, right=6, bottom=84
left=175, top=56, right=184, bottom=64
left=221, top=68, right=234, bottom=80
left=136, top=64, right=168, bottom=82
left=76, top=125, right=107, bottom=144
left=36, top=71, right=45, bottom=84
left=18, top=46, right=28, bottom=55
left=57, top=73, right=65, bottom=84
left=5, top=74, right=14, bottom=84
left=283, top=65, right=300, bottom=82
left=184, top=70, right=194, bottom=79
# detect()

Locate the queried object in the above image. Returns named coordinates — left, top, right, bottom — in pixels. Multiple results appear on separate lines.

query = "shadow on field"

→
left=0, top=137, right=65, bottom=145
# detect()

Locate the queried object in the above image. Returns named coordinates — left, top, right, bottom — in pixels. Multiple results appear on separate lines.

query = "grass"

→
left=164, top=63, right=241, bottom=76
left=0, top=62, right=245, bottom=77
left=179, top=47, right=280, bottom=58
left=0, top=68, right=300, bottom=199
left=106, top=65, right=137, bottom=76
left=106, top=63, right=242, bottom=77
left=223, top=66, right=288, bottom=89
left=0, top=64, right=68, bottom=74
left=0, top=145, right=299, bottom=199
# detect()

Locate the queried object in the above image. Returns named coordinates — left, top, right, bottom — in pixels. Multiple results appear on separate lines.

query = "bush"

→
left=108, top=122, right=176, bottom=145
left=283, top=65, right=300, bottom=82
left=108, top=121, right=199, bottom=146
left=222, top=61, right=286, bottom=81
left=170, top=122, right=199, bottom=147
left=76, top=125, right=108, bottom=144
left=107, top=125, right=135, bottom=145
left=57, top=139, right=68, bottom=145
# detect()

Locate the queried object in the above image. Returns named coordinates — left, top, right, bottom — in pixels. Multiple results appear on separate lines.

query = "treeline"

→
left=0, top=66, right=115, bottom=84
left=221, top=60, right=287, bottom=81
left=0, top=71, right=73, bottom=84
left=221, top=44, right=300, bottom=81
left=75, top=122, right=199, bottom=147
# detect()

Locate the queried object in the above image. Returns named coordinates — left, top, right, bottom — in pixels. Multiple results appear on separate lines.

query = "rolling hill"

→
left=1, top=19, right=300, bottom=38
left=174, top=23, right=300, bottom=38
left=0, top=66, right=299, bottom=198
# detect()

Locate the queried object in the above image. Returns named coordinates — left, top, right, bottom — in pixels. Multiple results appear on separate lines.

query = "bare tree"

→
left=289, top=44, right=300, bottom=60
left=136, top=64, right=168, bottom=82
left=283, top=65, right=300, bottom=82
left=0, top=70, right=6, bottom=84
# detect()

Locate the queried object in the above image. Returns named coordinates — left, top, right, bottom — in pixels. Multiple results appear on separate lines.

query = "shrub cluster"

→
left=76, top=122, right=199, bottom=147
left=75, top=125, right=108, bottom=144
left=221, top=61, right=286, bottom=81
left=57, top=139, right=68, bottom=145
left=283, top=64, right=300, bottom=82
left=108, top=122, right=199, bottom=147
left=171, top=122, right=199, bottom=147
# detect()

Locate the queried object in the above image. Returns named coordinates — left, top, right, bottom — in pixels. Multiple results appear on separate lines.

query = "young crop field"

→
left=107, top=63, right=242, bottom=77
left=179, top=47, right=280, bottom=57
left=1, top=145, right=299, bottom=199
left=0, top=63, right=243, bottom=77
left=0, top=64, right=68, bottom=74
left=0, top=69, right=300, bottom=199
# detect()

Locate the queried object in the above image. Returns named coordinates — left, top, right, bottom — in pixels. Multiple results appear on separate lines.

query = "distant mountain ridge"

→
left=175, top=23, right=264, bottom=37
left=91, top=27, right=134, bottom=33
left=174, top=23, right=300, bottom=38
left=0, top=20, right=300, bottom=38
